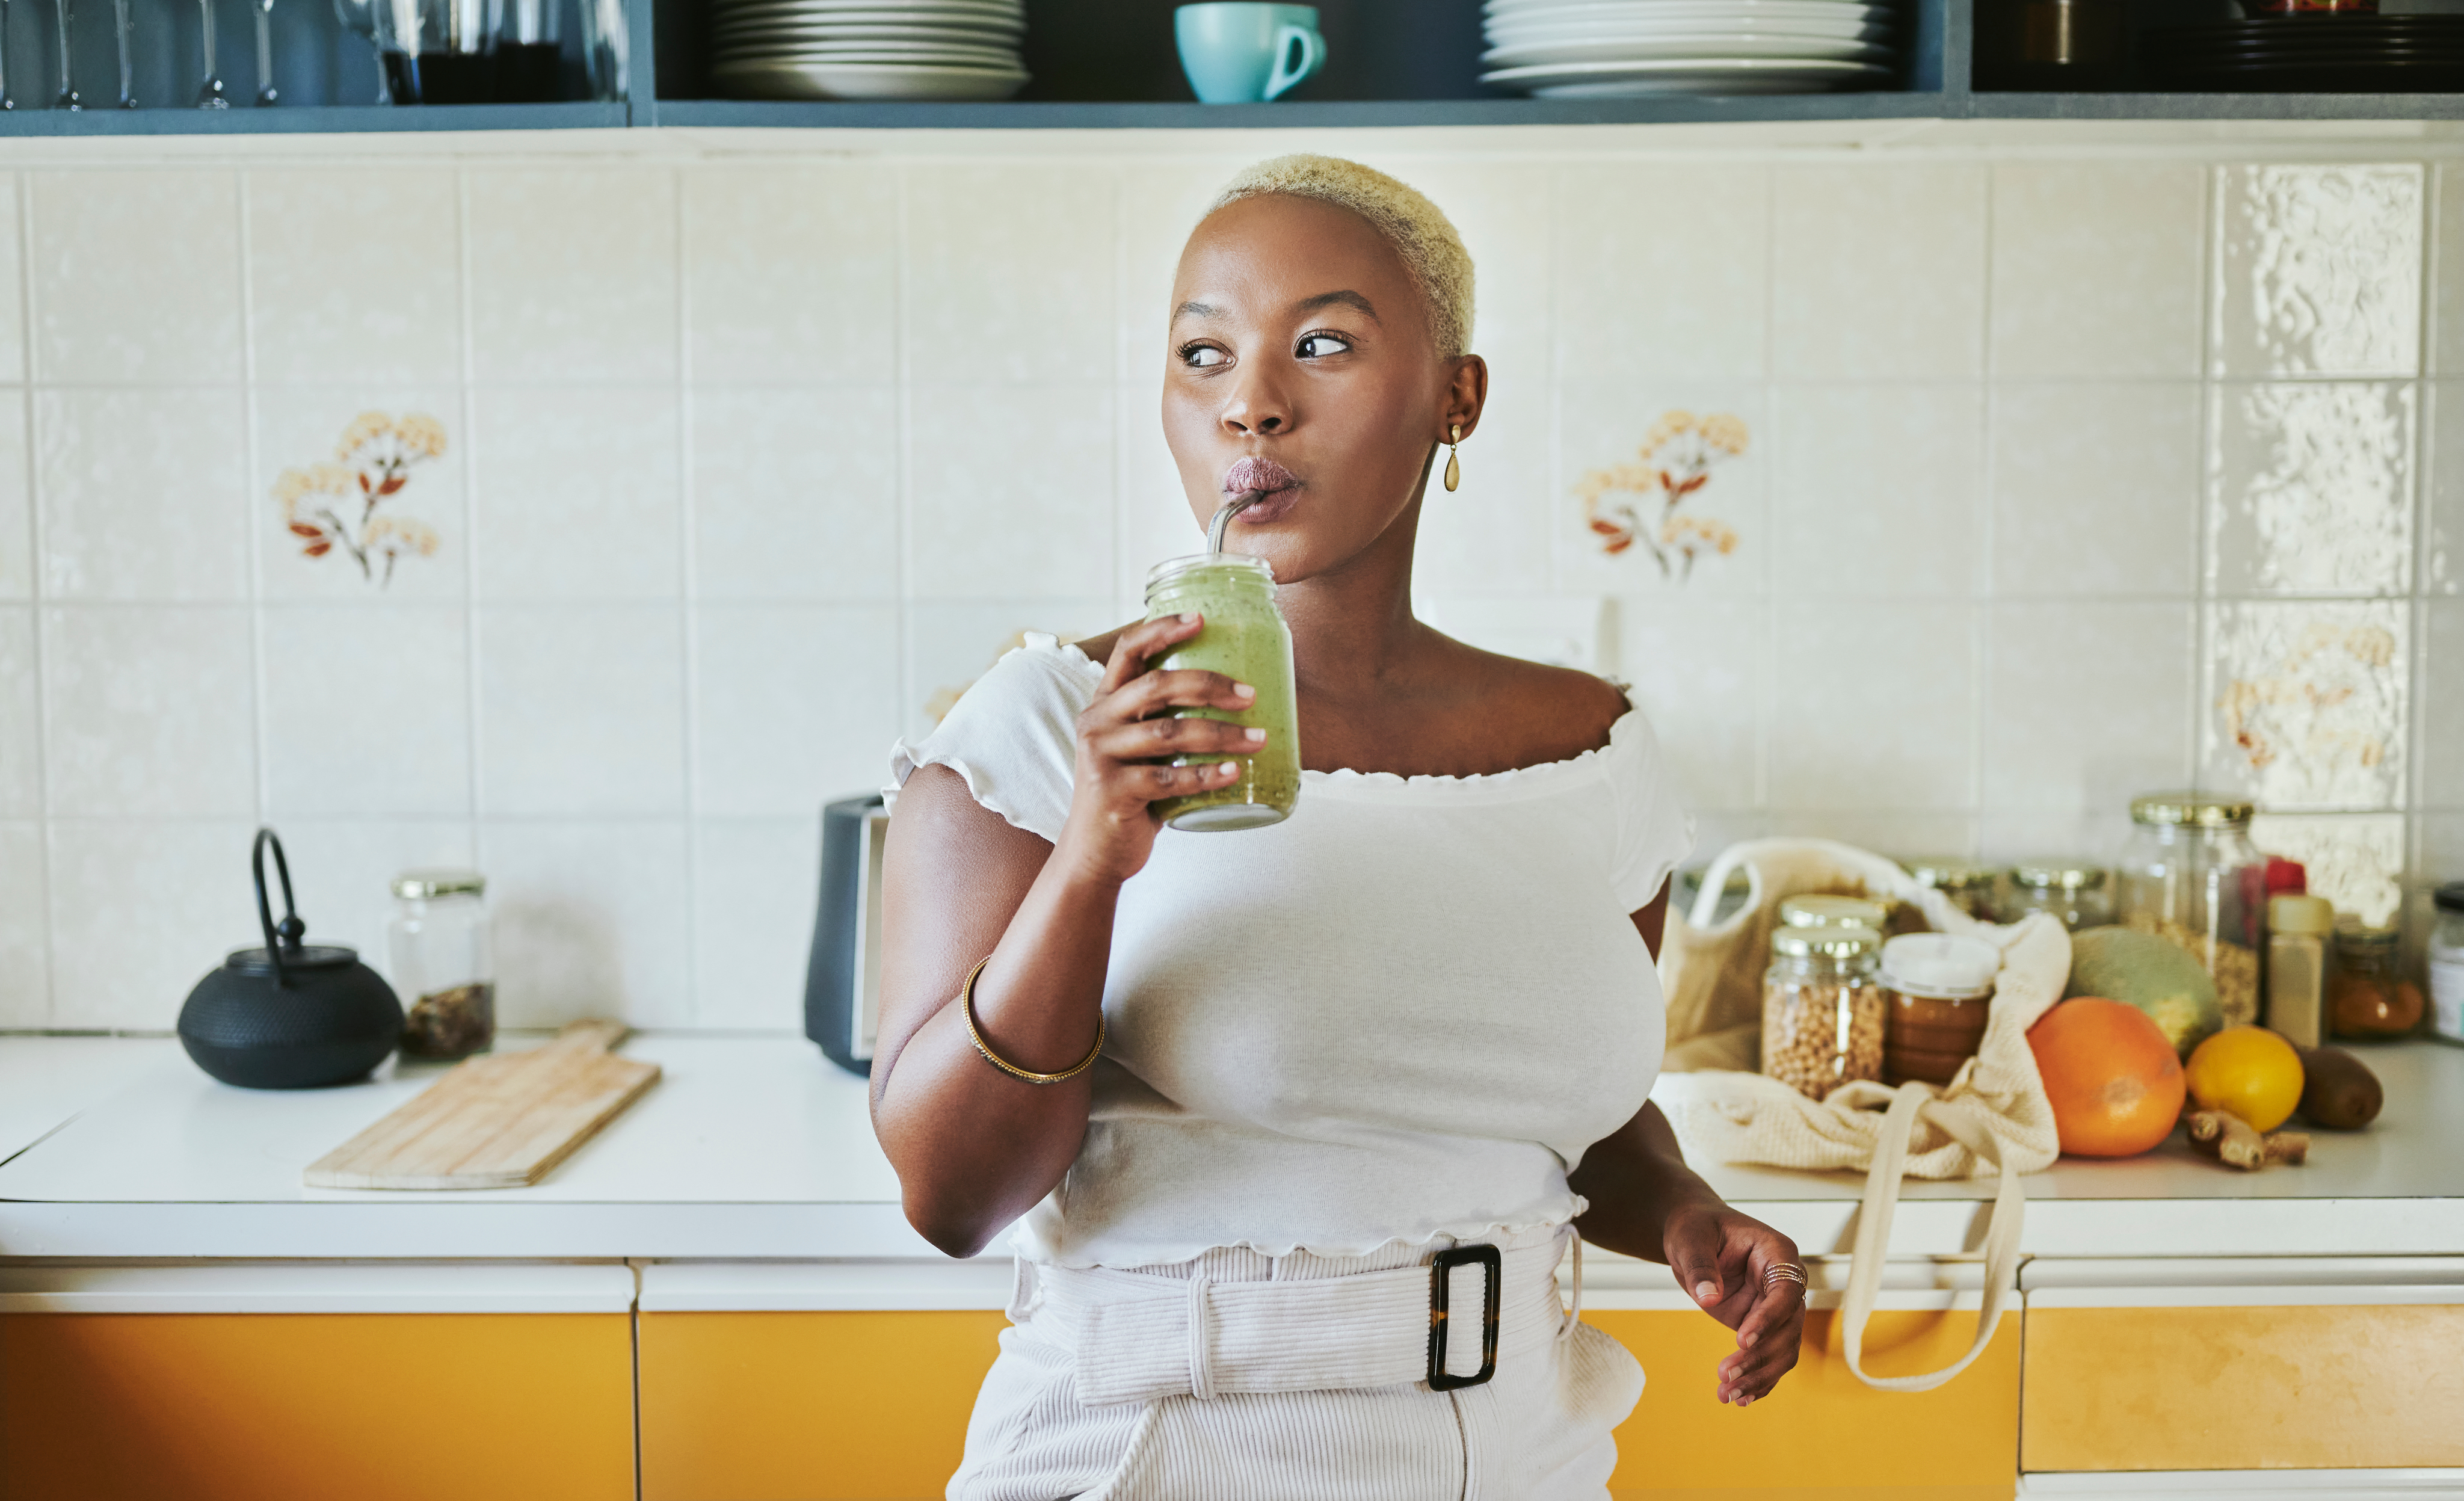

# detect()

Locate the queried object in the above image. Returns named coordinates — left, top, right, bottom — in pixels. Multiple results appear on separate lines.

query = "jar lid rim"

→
left=1145, top=552, right=1278, bottom=591
left=2010, top=858, right=2107, bottom=889
left=1772, top=923, right=1880, bottom=957
left=393, top=868, right=486, bottom=898
left=1903, top=857, right=1994, bottom=888
left=1778, top=894, right=1889, bottom=927
left=2130, top=792, right=2255, bottom=825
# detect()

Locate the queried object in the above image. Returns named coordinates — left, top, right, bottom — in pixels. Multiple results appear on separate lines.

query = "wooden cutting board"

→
left=304, top=1020, right=659, bottom=1191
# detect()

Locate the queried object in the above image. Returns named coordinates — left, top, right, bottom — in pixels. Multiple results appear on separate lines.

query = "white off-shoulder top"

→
left=887, top=635, right=1693, bottom=1271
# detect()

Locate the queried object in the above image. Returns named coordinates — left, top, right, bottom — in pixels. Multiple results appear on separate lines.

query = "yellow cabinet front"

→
left=0, top=1311, right=636, bottom=1501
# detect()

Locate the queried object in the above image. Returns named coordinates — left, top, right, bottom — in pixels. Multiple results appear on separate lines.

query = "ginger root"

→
left=2185, top=1109, right=2311, bottom=1171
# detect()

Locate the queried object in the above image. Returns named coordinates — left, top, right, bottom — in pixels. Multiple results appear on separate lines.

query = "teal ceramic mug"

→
left=1175, top=3, right=1326, bottom=103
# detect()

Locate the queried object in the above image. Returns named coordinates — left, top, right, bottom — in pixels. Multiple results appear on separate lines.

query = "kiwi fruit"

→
left=2296, top=1046, right=2383, bottom=1131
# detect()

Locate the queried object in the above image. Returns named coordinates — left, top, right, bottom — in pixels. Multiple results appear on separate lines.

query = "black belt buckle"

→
left=1427, top=1244, right=1502, bottom=1391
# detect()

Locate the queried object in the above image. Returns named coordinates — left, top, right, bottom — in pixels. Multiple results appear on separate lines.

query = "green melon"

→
left=2065, top=926, right=2223, bottom=1058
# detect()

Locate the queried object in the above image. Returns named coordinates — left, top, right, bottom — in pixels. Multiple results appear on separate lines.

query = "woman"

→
left=876, top=155, right=1805, bottom=1499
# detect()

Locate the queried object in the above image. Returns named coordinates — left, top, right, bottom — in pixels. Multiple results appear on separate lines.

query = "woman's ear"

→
left=1441, top=354, right=1489, bottom=443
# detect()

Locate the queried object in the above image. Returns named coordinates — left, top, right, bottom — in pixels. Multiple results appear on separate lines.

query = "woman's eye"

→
left=1296, top=333, right=1351, bottom=359
left=1181, top=344, right=1229, bottom=368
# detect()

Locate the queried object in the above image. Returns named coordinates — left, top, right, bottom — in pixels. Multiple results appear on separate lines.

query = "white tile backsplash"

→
left=1991, top=382, right=2201, bottom=598
left=31, top=170, right=242, bottom=385
left=907, top=383, right=1116, bottom=599
left=692, top=816, right=821, bottom=1031
left=473, top=386, right=682, bottom=602
left=477, top=605, right=685, bottom=816
left=41, top=605, right=256, bottom=818
left=47, top=818, right=260, bottom=1029
left=693, top=603, right=904, bottom=816
left=2214, top=164, right=2425, bottom=380
left=0, top=608, right=35, bottom=818
left=692, top=386, right=901, bottom=603
left=905, top=164, right=1115, bottom=386
left=1769, top=384, right=1982, bottom=598
left=1991, top=162, right=2207, bottom=380
left=0, top=821, right=45, bottom=1026
left=481, top=818, right=692, bottom=1029
left=262, top=606, right=472, bottom=817
left=38, top=387, right=250, bottom=602
left=246, top=169, right=462, bottom=387
left=1554, top=163, right=1770, bottom=383
left=684, top=164, right=900, bottom=385
left=8, top=139, right=2464, bottom=1030
left=467, top=168, right=680, bottom=384
left=1772, top=163, right=1987, bottom=381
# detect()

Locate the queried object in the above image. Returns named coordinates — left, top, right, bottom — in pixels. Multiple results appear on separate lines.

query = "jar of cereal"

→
left=1762, top=925, right=1886, bottom=1101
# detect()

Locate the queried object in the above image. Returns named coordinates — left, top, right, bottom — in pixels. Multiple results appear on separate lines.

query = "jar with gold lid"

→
left=1778, top=893, right=1891, bottom=931
left=1761, top=925, right=1886, bottom=1101
left=2115, top=794, right=2265, bottom=1029
left=1997, top=859, right=2113, bottom=931
left=1905, top=857, right=1997, bottom=917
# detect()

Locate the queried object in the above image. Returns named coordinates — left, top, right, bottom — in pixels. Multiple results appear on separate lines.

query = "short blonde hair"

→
left=1204, top=154, right=1476, bottom=359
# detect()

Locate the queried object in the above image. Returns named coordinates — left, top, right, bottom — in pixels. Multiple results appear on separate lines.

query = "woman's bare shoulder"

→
left=1429, top=631, right=1631, bottom=767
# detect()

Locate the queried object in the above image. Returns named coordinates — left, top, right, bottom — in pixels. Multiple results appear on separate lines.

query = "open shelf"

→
left=2, top=0, right=2460, bottom=138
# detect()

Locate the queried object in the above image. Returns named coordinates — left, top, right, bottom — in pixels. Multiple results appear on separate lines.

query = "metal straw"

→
left=1207, top=490, right=1261, bottom=555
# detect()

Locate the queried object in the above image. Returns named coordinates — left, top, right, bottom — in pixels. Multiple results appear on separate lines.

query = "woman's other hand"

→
left=1662, top=1201, right=1806, bottom=1406
left=1060, top=612, right=1264, bottom=886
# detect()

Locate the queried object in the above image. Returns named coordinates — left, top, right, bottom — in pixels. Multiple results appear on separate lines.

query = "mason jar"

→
left=2329, top=918, right=2422, bottom=1041
left=1761, top=925, right=1886, bottom=1101
left=2115, top=794, right=2265, bottom=1029
left=1905, top=857, right=1997, bottom=917
left=389, top=869, right=494, bottom=1059
left=1142, top=553, right=1301, bottom=832
left=1998, top=859, right=2114, bottom=931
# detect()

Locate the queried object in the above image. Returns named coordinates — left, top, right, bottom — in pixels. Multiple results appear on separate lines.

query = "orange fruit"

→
left=2185, top=1026, right=2305, bottom=1133
left=2027, top=997, right=2187, bottom=1158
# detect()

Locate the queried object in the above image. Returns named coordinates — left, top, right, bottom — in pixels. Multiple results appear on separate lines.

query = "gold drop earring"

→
left=1443, top=424, right=1462, bottom=492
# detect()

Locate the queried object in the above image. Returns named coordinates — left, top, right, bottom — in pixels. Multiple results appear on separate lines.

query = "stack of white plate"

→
left=710, top=0, right=1029, bottom=101
left=1480, top=0, right=1896, bottom=96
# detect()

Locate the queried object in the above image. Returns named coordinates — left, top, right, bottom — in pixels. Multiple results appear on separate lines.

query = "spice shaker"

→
left=2328, top=917, right=2422, bottom=1041
left=2432, top=883, right=2464, bottom=1047
left=1879, top=933, right=1999, bottom=1086
left=2265, top=895, right=2332, bottom=1048
left=388, top=869, right=496, bottom=1059
left=1761, top=925, right=1886, bottom=1101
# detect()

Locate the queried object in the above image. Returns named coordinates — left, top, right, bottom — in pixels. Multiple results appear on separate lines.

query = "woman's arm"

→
left=1566, top=895, right=1808, bottom=1406
left=871, top=614, right=1263, bottom=1258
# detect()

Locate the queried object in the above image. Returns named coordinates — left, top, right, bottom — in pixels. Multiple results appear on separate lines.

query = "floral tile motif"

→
left=273, top=412, right=446, bottom=589
left=2250, top=812, right=2406, bottom=927
left=2208, top=382, right=2415, bottom=597
left=1577, top=410, right=1747, bottom=582
left=2203, top=600, right=2408, bottom=811
left=2213, top=164, right=2423, bottom=378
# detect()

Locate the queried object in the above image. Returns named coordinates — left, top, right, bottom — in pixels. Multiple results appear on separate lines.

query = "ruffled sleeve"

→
left=1606, top=709, right=1696, bottom=914
left=885, top=633, right=1103, bottom=844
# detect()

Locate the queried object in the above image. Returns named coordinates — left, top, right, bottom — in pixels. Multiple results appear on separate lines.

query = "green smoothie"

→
left=1142, top=552, right=1301, bottom=831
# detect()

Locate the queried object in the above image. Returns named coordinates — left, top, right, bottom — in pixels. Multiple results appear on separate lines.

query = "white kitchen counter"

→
left=0, top=1033, right=2457, bottom=1263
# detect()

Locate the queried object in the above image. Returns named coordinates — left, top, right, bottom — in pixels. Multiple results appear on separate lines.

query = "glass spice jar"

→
left=2114, top=794, right=2266, bottom=1029
left=2329, top=917, right=2424, bottom=1041
left=1997, top=859, right=2114, bottom=931
left=1761, top=925, right=1886, bottom=1102
left=389, top=869, right=496, bottom=1060
left=1905, top=858, right=1998, bottom=917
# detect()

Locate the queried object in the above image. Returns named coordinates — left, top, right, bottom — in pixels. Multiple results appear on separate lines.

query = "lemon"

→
left=2184, top=1026, right=2305, bottom=1133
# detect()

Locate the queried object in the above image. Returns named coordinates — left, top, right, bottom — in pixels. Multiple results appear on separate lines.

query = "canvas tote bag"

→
left=1659, top=839, right=2069, bottom=1392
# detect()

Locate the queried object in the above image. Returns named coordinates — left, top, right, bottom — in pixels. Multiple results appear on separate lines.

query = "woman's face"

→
left=1162, top=193, right=1483, bottom=585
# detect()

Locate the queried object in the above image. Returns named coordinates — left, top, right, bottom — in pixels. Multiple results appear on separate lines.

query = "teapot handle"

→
left=251, top=828, right=304, bottom=988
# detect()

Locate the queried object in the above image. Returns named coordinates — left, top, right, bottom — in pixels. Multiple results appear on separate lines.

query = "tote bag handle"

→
left=1837, top=1082, right=2024, bottom=1392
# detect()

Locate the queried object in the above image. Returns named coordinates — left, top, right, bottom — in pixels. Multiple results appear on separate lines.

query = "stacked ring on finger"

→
left=1762, top=1263, right=1808, bottom=1298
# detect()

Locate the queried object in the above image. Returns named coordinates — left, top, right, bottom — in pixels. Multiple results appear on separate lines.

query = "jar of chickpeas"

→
left=1761, top=925, right=1886, bottom=1101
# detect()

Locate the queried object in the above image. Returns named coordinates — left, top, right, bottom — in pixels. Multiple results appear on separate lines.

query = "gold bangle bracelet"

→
left=959, top=954, right=1106, bottom=1085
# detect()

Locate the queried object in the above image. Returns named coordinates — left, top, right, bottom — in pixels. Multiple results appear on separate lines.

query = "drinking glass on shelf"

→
left=52, top=0, right=79, bottom=109
left=334, top=0, right=393, bottom=101
left=111, top=0, right=132, bottom=105
left=254, top=0, right=277, bottom=102
left=196, top=0, right=232, bottom=105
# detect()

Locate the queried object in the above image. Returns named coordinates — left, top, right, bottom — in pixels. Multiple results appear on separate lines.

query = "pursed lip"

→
left=1222, top=455, right=1300, bottom=500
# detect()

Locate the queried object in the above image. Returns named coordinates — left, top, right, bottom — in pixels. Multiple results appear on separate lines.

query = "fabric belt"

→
left=1022, top=1233, right=1575, bottom=1407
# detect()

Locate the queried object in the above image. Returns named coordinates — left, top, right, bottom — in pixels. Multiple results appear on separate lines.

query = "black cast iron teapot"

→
left=177, top=829, right=405, bottom=1090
